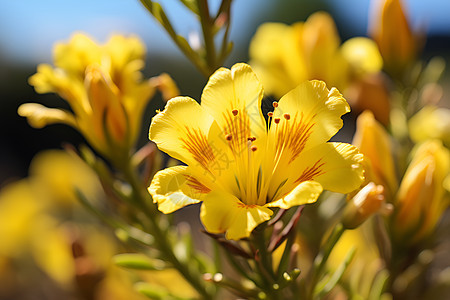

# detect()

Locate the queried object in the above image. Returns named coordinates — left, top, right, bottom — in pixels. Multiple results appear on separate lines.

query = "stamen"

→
left=232, top=109, right=238, bottom=116
left=267, top=112, right=274, bottom=118
left=272, top=101, right=278, bottom=108
left=283, top=113, right=291, bottom=120
left=250, top=137, right=256, bottom=142
left=225, top=133, right=232, bottom=141
left=251, top=145, right=257, bottom=152
left=274, top=118, right=281, bottom=124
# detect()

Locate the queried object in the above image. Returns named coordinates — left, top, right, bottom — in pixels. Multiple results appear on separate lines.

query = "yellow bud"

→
left=392, top=140, right=450, bottom=244
left=353, top=110, right=398, bottom=199
left=370, top=0, right=419, bottom=74
left=342, top=182, right=387, bottom=229
left=85, top=65, right=128, bottom=151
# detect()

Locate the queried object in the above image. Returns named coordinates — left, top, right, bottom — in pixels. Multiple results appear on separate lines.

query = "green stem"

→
left=139, top=0, right=211, bottom=78
left=307, top=223, right=345, bottom=300
left=118, top=160, right=212, bottom=300
left=197, top=0, right=217, bottom=72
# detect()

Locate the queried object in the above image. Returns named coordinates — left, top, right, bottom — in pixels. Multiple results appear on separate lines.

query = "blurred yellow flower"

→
left=409, top=105, right=450, bottom=148
left=249, top=12, right=382, bottom=98
left=0, top=149, right=105, bottom=283
left=370, top=0, right=418, bottom=74
left=148, top=63, right=364, bottom=240
left=353, top=110, right=398, bottom=199
left=0, top=149, right=151, bottom=298
left=28, top=149, right=103, bottom=207
left=392, top=140, right=450, bottom=244
left=0, top=180, right=46, bottom=257
left=19, top=33, right=157, bottom=161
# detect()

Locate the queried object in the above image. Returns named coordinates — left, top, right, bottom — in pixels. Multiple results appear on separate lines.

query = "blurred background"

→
left=1, top=0, right=450, bottom=186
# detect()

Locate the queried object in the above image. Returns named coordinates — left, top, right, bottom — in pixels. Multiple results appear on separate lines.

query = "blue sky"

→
left=1, top=0, right=449, bottom=64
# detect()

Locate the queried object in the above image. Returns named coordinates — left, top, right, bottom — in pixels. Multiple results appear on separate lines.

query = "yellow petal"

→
left=302, top=12, right=347, bottom=88
left=28, top=64, right=86, bottom=111
left=149, top=97, right=232, bottom=184
left=18, top=103, right=77, bottom=128
left=104, top=34, right=146, bottom=73
left=0, top=180, right=46, bottom=256
left=249, top=23, right=307, bottom=98
left=267, top=181, right=323, bottom=209
left=29, top=218, right=75, bottom=286
left=150, top=73, right=180, bottom=102
left=54, top=32, right=101, bottom=76
left=285, top=142, right=364, bottom=195
left=29, top=150, right=102, bottom=207
left=341, top=37, right=383, bottom=76
left=200, top=191, right=273, bottom=240
left=149, top=166, right=209, bottom=214
left=409, top=105, right=450, bottom=147
left=271, top=80, right=350, bottom=155
left=201, top=63, right=267, bottom=141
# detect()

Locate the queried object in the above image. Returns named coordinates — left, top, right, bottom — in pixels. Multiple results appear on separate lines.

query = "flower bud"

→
left=342, top=182, right=386, bottom=229
left=370, top=0, right=419, bottom=74
left=392, top=140, right=449, bottom=244
left=352, top=110, right=398, bottom=199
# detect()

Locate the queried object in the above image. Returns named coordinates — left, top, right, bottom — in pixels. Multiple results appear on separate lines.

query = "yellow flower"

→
left=249, top=12, right=382, bottom=98
left=148, top=63, right=364, bottom=240
left=370, top=0, right=418, bottom=74
left=392, top=140, right=450, bottom=244
left=18, top=33, right=156, bottom=160
left=28, top=150, right=103, bottom=207
left=352, top=110, right=398, bottom=199
left=409, top=105, right=450, bottom=148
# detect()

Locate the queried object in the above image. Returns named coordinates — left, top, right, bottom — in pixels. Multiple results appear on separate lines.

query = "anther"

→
left=251, top=145, right=258, bottom=152
left=251, top=137, right=256, bottom=142
left=274, top=118, right=281, bottom=124
left=283, top=113, right=291, bottom=120
left=272, top=101, right=278, bottom=108
left=267, top=112, right=274, bottom=118
left=225, top=133, right=232, bottom=141
left=232, top=109, right=238, bottom=116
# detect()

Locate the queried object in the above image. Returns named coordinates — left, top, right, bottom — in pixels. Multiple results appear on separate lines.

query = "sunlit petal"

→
left=200, top=191, right=273, bottom=240
left=149, top=166, right=209, bottom=214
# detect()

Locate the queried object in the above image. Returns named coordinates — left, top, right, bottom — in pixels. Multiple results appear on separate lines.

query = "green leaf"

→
left=315, top=247, right=356, bottom=298
left=114, top=253, right=166, bottom=270
left=368, top=269, right=390, bottom=300
left=135, top=282, right=169, bottom=300
left=179, top=0, right=199, bottom=15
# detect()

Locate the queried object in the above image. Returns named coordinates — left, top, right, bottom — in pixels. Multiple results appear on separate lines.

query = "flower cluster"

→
left=3, top=0, right=449, bottom=299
